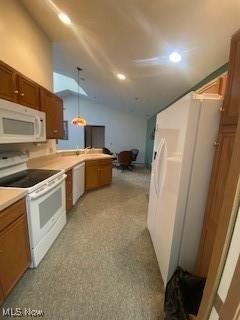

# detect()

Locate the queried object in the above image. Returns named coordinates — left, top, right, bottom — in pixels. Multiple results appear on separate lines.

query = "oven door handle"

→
left=28, top=175, right=66, bottom=200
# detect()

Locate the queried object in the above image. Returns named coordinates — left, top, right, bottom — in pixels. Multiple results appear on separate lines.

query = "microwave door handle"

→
left=156, top=139, right=167, bottom=195
left=154, top=139, right=167, bottom=195
left=35, top=117, right=41, bottom=138
left=29, top=175, right=66, bottom=200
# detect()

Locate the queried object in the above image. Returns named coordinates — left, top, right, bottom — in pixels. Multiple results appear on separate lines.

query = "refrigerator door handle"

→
left=154, top=139, right=163, bottom=194
left=154, top=138, right=167, bottom=195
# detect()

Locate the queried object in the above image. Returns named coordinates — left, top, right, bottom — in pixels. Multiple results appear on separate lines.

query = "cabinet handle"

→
left=214, top=141, right=220, bottom=146
left=20, top=92, right=25, bottom=96
left=13, top=90, right=19, bottom=94
left=53, top=130, right=58, bottom=133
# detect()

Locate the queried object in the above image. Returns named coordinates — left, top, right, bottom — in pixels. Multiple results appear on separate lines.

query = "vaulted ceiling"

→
left=22, top=0, right=240, bottom=117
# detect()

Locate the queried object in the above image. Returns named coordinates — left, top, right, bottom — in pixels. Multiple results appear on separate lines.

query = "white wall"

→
left=0, top=0, right=53, bottom=90
left=0, top=0, right=56, bottom=158
left=57, top=95, right=147, bottom=163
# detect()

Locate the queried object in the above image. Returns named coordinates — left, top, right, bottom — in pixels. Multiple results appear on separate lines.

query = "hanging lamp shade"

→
left=71, top=117, right=87, bottom=126
left=71, top=67, right=87, bottom=126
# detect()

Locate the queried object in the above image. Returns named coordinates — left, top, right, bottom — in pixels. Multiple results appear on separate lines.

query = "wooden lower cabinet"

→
left=195, top=125, right=236, bottom=277
left=99, top=162, right=112, bottom=187
left=66, top=169, right=73, bottom=213
left=0, top=199, right=30, bottom=303
left=85, top=161, right=101, bottom=190
left=85, top=159, right=112, bottom=191
left=0, top=284, right=4, bottom=305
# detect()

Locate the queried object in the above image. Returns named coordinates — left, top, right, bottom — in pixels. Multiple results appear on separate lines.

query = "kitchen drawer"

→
left=0, top=199, right=26, bottom=232
left=99, top=158, right=112, bottom=166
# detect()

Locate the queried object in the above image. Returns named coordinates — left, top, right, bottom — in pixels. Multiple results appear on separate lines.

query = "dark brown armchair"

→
left=117, top=151, right=133, bottom=170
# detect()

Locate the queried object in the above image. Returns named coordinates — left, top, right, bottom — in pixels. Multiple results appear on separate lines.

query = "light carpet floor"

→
left=2, top=167, right=164, bottom=320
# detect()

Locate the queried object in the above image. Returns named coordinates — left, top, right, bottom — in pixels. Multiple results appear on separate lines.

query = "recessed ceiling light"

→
left=169, top=51, right=182, bottom=63
left=117, top=73, right=126, bottom=80
left=58, top=12, right=71, bottom=25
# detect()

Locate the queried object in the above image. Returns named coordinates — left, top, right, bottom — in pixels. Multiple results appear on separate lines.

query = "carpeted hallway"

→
left=2, top=167, right=164, bottom=319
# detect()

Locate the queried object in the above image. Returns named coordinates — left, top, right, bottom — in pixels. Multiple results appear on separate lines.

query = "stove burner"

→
left=0, top=169, right=61, bottom=188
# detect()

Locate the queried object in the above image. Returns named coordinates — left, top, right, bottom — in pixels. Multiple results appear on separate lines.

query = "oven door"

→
left=26, top=175, right=66, bottom=249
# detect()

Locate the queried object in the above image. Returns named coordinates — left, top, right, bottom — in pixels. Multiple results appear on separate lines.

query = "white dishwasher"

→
left=73, top=162, right=85, bottom=205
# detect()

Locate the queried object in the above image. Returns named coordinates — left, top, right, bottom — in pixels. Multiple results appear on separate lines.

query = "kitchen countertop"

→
left=28, top=153, right=113, bottom=172
left=0, top=153, right=112, bottom=211
left=0, top=188, right=27, bottom=212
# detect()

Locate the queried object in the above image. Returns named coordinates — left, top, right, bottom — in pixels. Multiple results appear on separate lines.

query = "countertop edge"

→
left=0, top=188, right=27, bottom=212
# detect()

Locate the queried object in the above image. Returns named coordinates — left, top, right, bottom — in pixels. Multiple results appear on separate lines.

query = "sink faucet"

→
left=84, top=146, right=91, bottom=154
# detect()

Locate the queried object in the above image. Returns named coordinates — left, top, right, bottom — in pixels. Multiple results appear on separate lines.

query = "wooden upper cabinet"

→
left=0, top=60, right=17, bottom=102
left=53, top=95, right=64, bottom=139
left=39, top=88, right=53, bottom=137
left=0, top=60, right=40, bottom=109
left=16, top=74, right=40, bottom=110
left=0, top=60, right=65, bottom=140
left=39, top=88, right=64, bottom=139
left=195, top=125, right=236, bottom=277
left=219, top=74, right=228, bottom=96
left=197, top=74, right=228, bottom=96
left=222, top=31, right=240, bottom=125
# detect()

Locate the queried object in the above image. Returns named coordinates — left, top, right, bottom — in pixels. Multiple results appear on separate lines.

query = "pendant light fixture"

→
left=71, top=67, right=87, bottom=126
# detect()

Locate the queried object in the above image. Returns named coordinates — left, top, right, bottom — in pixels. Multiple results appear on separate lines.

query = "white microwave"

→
left=0, top=98, right=46, bottom=143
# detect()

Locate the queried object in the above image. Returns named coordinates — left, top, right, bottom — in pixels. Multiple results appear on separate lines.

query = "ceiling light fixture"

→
left=71, top=67, right=87, bottom=127
left=169, top=51, right=182, bottom=63
left=117, top=73, right=126, bottom=80
left=58, top=12, right=71, bottom=25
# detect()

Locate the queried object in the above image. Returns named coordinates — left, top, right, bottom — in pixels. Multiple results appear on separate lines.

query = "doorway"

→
left=84, top=125, right=105, bottom=148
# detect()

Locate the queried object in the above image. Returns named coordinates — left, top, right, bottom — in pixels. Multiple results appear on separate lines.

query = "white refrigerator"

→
left=147, top=92, right=222, bottom=287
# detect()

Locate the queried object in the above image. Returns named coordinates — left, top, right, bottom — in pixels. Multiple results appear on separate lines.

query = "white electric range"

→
left=0, top=152, right=67, bottom=267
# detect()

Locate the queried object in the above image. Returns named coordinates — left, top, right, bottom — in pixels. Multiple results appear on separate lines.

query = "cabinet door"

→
left=17, top=74, right=40, bottom=110
left=221, top=31, right=240, bottom=125
left=85, top=165, right=100, bottom=190
left=66, top=169, right=73, bottom=213
left=99, top=163, right=112, bottom=186
left=0, top=215, right=30, bottom=297
left=40, top=88, right=64, bottom=139
left=0, top=61, right=17, bottom=102
left=40, top=88, right=54, bottom=138
left=195, top=126, right=236, bottom=277
left=53, top=95, right=64, bottom=139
